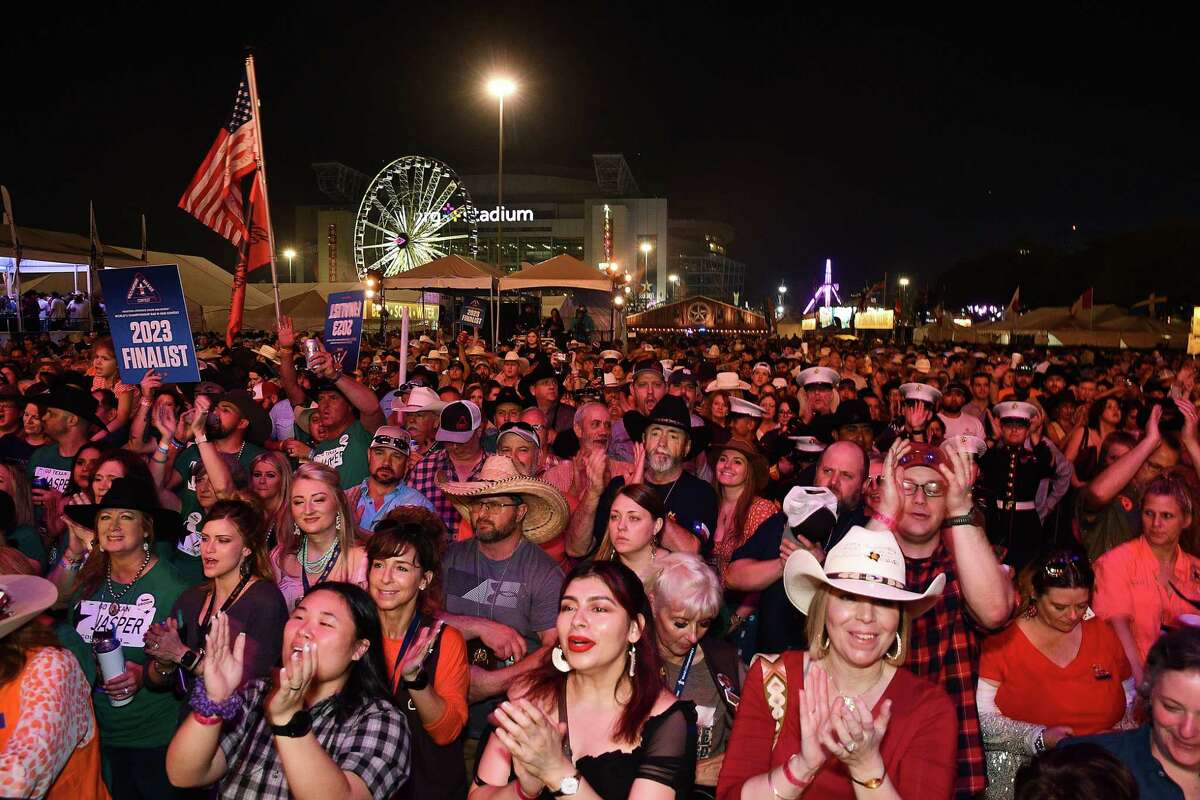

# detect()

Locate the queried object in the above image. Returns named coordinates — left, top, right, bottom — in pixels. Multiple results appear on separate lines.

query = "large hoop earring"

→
left=628, top=644, right=637, bottom=678
left=887, top=633, right=903, bottom=662
left=551, top=646, right=571, bottom=673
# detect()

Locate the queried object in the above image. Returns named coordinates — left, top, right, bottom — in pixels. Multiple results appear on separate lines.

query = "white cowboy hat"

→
left=438, top=455, right=570, bottom=544
left=784, top=526, right=945, bottom=617
left=705, top=371, right=751, bottom=392
left=0, top=575, right=58, bottom=640
left=396, top=386, right=447, bottom=414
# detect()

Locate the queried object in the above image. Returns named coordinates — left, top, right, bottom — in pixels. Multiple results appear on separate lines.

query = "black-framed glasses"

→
left=900, top=479, right=946, bottom=497
left=468, top=499, right=521, bottom=514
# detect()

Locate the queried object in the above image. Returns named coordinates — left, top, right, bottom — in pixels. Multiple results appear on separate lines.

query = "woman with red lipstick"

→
left=472, top=560, right=697, bottom=799
left=596, top=484, right=671, bottom=583
left=1069, top=625, right=1200, bottom=798
left=718, top=526, right=956, bottom=799
left=976, top=549, right=1132, bottom=799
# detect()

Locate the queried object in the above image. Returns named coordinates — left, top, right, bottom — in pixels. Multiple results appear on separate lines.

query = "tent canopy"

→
left=974, top=304, right=1186, bottom=348
left=381, top=255, right=501, bottom=290
left=499, top=254, right=612, bottom=292
left=243, top=290, right=330, bottom=330
left=1, top=225, right=147, bottom=268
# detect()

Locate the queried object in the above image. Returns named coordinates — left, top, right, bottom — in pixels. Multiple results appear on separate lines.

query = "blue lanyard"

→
left=392, top=613, right=424, bottom=684
left=673, top=646, right=698, bottom=697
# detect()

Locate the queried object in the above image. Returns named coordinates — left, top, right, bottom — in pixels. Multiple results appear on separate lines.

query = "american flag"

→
left=178, top=82, right=258, bottom=245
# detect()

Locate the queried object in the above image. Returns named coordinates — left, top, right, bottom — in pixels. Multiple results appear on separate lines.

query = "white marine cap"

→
left=899, top=382, right=942, bottom=406
left=993, top=401, right=1038, bottom=423
left=941, top=434, right=988, bottom=459
left=728, top=396, right=765, bottom=418
left=796, top=366, right=840, bottom=388
left=789, top=435, right=827, bottom=454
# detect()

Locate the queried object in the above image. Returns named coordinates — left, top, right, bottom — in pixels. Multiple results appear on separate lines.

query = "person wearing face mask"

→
left=165, top=583, right=412, bottom=799
left=366, top=509, right=470, bottom=800
left=648, top=553, right=744, bottom=799
left=143, top=500, right=288, bottom=695
left=718, top=525, right=956, bottom=800
left=270, top=462, right=368, bottom=611
left=473, top=560, right=696, bottom=799
left=976, top=549, right=1133, bottom=800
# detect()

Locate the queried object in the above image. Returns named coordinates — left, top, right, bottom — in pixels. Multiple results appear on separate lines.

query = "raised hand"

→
left=630, top=442, right=646, bottom=484
left=792, top=661, right=833, bottom=777
left=152, top=398, right=178, bottom=441
left=139, top=369, right=163, bottom=398
left=277, top=315, right=296, bottom=350
left=822, top=694, right=893, bottom=780
left=875, top=439, right=912, bottom=522
left=937, top=445, right=977, bottom=518
left=492, top=699, right=570, bottom=787
left=1177, top=398, right=1199, bottom=445
left=584, top=447, right=608, bottom=495
left=1145, top=403, right=1163, bottom=444
left=267, top=637, right=317, bottom=725
left=398, top=624, right=438, bottom=682
left=202, top=612, right=245, bottom=703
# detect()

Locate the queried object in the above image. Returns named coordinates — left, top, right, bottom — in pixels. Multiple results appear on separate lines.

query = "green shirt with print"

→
left=310, top=420, right=373, bottom=489
left=57, top=558, right=192, bottom=748
left=28, top=444, right=75, bottom=492
left=172, top=441, right=265, bottom=583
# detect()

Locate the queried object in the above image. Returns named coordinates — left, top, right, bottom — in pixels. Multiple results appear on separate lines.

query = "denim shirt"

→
left=1068, top=725, right=1184, bottom=800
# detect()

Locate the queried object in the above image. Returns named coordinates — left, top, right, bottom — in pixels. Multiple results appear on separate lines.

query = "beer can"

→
left=303, top=338, right=321, bottom=369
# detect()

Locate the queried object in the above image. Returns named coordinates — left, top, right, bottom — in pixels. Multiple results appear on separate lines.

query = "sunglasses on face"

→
left=469, top=499, right=521, bottom=515
left=900, top=479, right=946, bottom=498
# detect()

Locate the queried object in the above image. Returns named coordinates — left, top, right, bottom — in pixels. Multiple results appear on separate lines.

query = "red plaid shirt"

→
left=906, top=541, right=987, bottom=799
left=406, top=447, right=484, bottom=534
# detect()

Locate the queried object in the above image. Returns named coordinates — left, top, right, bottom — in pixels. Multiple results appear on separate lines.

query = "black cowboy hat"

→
left=518, top=360, right=564, bottom=401
left=31, top=385, right=105, bottom=430
left=622, top=395, right=711, bottom=460
left=484, top=386, right=531, bottom=420
left=64, top=477, right=183, bottom=535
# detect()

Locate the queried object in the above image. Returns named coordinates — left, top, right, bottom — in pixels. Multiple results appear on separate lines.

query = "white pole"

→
left=399, top=306, right=410, bottom=384
left=244, top=53, right=283, bottom=324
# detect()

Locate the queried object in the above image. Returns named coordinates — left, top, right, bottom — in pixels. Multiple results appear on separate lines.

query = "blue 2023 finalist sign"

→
left=100, top=264, right=201, bottom=385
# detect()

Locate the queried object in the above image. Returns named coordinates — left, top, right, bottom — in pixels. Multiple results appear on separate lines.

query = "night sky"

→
left=4, top=3, right=1198, bottom=304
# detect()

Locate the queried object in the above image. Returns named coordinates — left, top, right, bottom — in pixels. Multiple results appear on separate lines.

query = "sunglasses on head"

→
left=1042, top=552, right=1085, bottom=578
left=371, top=434, right=411, bottom=453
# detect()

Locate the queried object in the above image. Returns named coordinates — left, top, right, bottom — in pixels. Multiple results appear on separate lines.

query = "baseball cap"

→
left=370, top=425, right=412, bottom=455
left=436, top=400, right=483, bottom=443
left=497, top=421, right=541, bottom=449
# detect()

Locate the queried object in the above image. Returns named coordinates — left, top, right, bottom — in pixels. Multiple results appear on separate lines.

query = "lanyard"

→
left=391, top=614, right=424, bottom=689
left=301, top=542, right=341, bottom=595
left=198, top=573, right=253, bottom=641
left=672, top=645, right=698, bottom=698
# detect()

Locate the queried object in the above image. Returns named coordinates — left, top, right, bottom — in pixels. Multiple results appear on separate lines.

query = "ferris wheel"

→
left=353, top=156, right=479, bottom=279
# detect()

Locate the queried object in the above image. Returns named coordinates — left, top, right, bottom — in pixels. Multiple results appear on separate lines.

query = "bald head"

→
left=815, top=441, right=868, bottom=513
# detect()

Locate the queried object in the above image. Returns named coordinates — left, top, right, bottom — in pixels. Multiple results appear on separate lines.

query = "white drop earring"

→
left=551, top=646, right=571, bottom=673
left=628, top=644, right=637, bottom=678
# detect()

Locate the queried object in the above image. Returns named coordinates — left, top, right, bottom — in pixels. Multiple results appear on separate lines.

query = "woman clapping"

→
left=472, top=561, right=697, bottom=799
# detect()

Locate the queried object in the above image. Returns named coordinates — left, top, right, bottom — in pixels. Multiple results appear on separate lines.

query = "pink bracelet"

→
left=513, top=781, right=539, bottom=800
left=783, top=756, right=815, bottom=788
left=871, top=512, right=897, bottom=530
left=192, top=710, right=222, bottom=726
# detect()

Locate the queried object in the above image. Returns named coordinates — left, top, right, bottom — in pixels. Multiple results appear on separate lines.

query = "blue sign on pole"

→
left=324, top=290, right=365, bottom=373
left=100, top=264, right=201, bottom=384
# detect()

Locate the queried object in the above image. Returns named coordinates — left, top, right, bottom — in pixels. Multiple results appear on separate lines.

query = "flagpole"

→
left=244, top=53, right=282, bottom=323
left=1, top=186, right=22, bottom=334
left=140, top=213, right=148, bottom=262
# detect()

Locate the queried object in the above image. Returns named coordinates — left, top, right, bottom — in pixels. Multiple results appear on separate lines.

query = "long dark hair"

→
left=204, top=499, right=272, bottom=580
left=596, top=483, right=667, bottom=562
left=300, top=582, right=398, bottom=723
left=519, top=561, right=662, bottom=744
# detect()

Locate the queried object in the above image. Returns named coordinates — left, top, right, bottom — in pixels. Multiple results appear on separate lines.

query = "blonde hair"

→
left=804, top=584, right=912, bottom=667
left=274, top=462, right=361, bottom=558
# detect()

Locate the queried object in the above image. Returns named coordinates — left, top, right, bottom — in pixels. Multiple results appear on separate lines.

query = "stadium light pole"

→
left=283, top=247, right=297, bottom=283
left=487, top=77, right=516, bottom=347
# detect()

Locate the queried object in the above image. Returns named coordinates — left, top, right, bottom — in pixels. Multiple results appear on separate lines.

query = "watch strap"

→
left=270, top=710, right=313, bottom=738
left=942, top=512, right=976, bottom=528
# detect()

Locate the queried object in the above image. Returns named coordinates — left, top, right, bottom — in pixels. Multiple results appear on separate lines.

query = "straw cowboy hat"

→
left=0, top=575, right=58, bottom=640
left=784, top=525, right=945, bottom=617
left=705, top=371, right=751, bottom=392
left=438, top=455, right=569, bottom=544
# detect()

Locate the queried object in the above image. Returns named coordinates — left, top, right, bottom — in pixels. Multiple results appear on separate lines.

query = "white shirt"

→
left=940, top=411, right=985, bottom=440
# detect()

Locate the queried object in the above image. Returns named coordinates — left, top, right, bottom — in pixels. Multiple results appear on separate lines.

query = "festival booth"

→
left=380, top=254, right=503, bottom=341
left=626, top=295, right=769, bottom=334
left=913, top=316, right=983, bottom=345
left=499, top=254, right=615, bottom=338
left=973, top=305, right=1187, bottom=349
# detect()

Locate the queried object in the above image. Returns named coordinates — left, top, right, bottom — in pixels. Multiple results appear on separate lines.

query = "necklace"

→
left=106, top=547, right=152, bottom=606
left=300, top=534, right=339, bottom=572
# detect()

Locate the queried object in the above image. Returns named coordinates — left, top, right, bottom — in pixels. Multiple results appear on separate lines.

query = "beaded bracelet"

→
left=189, top=676, right=242, bottom=720
left=192, top=710, right=223, bottom=726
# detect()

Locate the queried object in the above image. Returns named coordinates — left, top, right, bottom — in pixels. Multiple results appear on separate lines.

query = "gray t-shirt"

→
left=443, top=535, right=563, bottom=651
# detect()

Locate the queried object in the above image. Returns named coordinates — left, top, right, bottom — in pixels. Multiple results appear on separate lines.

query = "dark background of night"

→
left=4, top=2, right=1199, bottom=310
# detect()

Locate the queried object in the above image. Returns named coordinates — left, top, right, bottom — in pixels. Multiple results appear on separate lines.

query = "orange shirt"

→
left=382, top=624, right=469, bottom=746
left=980, top=618, right=1129, bottom=735
left=1094, top=537, right=1200, bottom=665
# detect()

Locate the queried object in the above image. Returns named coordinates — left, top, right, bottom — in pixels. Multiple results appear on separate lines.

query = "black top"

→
left=591, top=471, right=720, bottom=555
left=172, top=578, right=289, bottom=691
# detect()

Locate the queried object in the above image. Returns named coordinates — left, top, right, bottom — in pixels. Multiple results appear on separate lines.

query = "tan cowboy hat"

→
left=707, top=437, right=769, bottom=493
left=705, top=371, right=751, bottom=392
left=784, top=526, right=945, bottom=617
left=438, top=455, right=569, bottom=544
left=0, top=575, right=58, bottom=639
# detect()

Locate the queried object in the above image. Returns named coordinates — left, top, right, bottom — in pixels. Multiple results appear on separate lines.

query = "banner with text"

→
left=324, top=290, right=365, bottom=372
left=100, top=264, right=201, bottom=384
left=459, top=298, right=487, bottom=328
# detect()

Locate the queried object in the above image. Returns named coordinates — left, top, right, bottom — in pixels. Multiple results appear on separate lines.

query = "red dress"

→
left=717, top=651, right=958, bottom=800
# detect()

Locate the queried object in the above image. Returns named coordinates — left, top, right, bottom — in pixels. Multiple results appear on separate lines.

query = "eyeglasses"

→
left=864, top=475, right=885, bottom=488
left=468, top=499, right=520, bottom=515
left=900, top=479, right=946, bottom=498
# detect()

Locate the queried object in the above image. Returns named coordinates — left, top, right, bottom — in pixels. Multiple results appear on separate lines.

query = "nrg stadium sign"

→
left=418, top=205, right=535, bottom=225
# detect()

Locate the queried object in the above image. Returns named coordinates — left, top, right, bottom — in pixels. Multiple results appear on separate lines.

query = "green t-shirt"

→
left=28, top=444, right=75, bottom=493
left=173, top=440, right=266, bottom=546
left=311, top=420, right=372, bottom=489
left=58, top=558, right=192, bottom=748
left=8, top=523, right=47, bottom=573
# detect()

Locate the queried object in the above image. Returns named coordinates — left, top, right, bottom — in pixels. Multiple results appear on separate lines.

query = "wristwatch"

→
left=851, top=773, right=886, bottom=789
left=941, top=512, right=977, bottom=529
left=271, top=710, right=313, bottom=738
left=179, top=648, right=202, bottom=672
left=551, top=773, right=580, bottom=796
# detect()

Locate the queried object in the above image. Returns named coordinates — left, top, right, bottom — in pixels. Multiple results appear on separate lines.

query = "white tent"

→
left=498, top=254, right=612, bottom=292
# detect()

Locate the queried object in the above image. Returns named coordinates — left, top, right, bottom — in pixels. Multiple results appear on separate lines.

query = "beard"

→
left=474, top=517, right=518, bottom=543
left=204, top=414, right=235, bottom=441
left=370, top=466, right=399, bottom=487
left=942, top=397, right=964, bottom=413
left=648, top=451, right=678, bottom=475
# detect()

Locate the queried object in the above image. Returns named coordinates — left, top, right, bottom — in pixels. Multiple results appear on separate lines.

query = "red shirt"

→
left=717, top=652, right=958, bottom=800
left=980, top=617, right=1129, bottom=735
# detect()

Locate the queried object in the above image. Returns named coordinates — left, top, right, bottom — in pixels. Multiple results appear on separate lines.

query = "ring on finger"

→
left=845, top=741, right=858, bottom=753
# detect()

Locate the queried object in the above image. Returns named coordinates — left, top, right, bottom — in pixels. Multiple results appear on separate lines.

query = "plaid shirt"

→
left=406, top=446, right=485, bottom=534
left=216, top=679, right=411, bottom=800
left=906, top=541, right=987, bottom=799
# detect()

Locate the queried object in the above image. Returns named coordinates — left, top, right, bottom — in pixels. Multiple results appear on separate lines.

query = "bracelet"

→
left=766, top=769, right=787, bottom=800
left=156, top=443, right=169, bottom=454
left=870, top=511, right=897, bottom=530
left=942, top=512, right=976, bottom=529
left=188, top=676, right=242, bottom=720
left=192, top=710, right=223, bottom=726
left=195, top=434, right=208, bottom=444
left=782, top=757, right=815, bottom=788
left=171, top=437, right=186, bottom=450
left=850, top=772, right=887, bottom=789
left=514, top=781, right=539, bottom=800
left=153, top=660, right=177, bottom=679
left=59, top=554, right=85, bottom=572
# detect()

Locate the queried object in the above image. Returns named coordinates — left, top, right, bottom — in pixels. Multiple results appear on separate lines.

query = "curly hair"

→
left=366, top=506, right=448, bottom=616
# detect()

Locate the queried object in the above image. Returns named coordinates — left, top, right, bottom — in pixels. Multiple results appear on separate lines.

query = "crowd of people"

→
left=2, top=318, right=1200, bottom=799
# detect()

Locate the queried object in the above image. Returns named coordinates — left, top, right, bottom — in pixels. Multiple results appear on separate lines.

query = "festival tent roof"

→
left=913, top=316, right=984, bottom=344
left=242, top=290, right=331, bottom=330
left=627, top=295, right=769, bottom=333
left=973, top=305, right=1187, bottom=348
left=498, top=254, right=612, bottom=292
left=380, top=255, right=501, bottom=291
left=0, top=225, right=148, bottom=268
